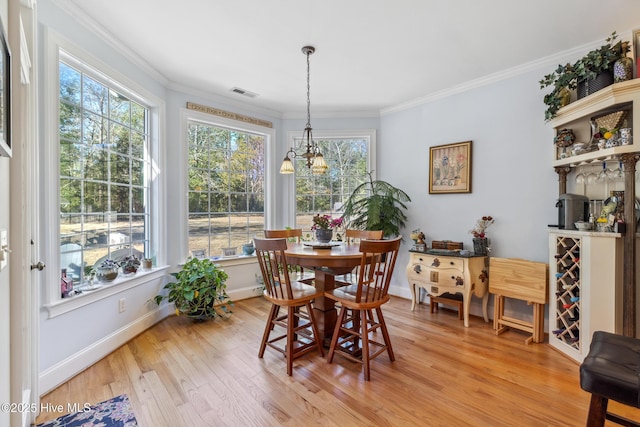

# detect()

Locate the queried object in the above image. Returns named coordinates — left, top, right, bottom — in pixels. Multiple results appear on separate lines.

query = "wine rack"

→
left=553, top=236, right=581, bottom=351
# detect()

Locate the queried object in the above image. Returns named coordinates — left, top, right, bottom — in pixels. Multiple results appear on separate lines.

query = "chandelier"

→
left=279, top=46, right=328, bottom=175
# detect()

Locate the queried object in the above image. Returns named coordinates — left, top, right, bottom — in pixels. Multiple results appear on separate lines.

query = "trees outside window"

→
left=294, top=135, right=372, bottom=236
left=187, top=121, right=265, bottom=257
left=59, top=58, right=150, bottom=284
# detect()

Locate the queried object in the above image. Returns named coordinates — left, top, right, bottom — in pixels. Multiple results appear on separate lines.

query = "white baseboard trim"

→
left=38, top=286, right=261, bottom=395
left=389, top=284, right=412, bottom=300
left=38, top=304, right=173, bottom=395
left=227, top=284, right=264, bottom=301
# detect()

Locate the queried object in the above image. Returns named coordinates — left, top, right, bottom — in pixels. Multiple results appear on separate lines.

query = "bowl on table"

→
left=575, top=221, right=593, bottom=231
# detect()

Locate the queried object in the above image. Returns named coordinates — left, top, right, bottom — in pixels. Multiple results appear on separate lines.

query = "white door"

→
left=9, top=5, right=39, bottom=427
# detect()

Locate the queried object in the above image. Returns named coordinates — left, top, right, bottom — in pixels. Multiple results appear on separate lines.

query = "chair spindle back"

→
left=355, top=237, right=401, bottom=303
left=254, top=237, right=294, bottom=300
left=264, top=228, right=303, bottom=242
left=344, top=229, right=383, bottom=244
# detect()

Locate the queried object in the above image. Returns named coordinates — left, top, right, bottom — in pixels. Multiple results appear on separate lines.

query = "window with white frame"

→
left=293, top=131, right=374, bottom=236
left=57, top=52, right=151, bottom=285
left=187, top=120, right=266, bottom=257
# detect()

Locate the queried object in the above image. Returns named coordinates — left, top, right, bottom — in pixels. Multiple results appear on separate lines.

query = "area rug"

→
left=36, top=394, right=138, bottom=427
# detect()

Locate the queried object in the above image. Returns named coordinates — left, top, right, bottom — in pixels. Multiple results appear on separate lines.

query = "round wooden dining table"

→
left=284, top=242, right=364, bottom=344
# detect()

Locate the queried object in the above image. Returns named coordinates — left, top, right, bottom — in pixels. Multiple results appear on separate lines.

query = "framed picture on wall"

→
left=429, top=141, right=472, bottom=194
left=0, top=20, right=10, bottom=158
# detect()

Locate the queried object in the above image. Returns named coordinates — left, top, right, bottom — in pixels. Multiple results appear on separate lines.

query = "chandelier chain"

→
left=306, top=49, right=311, bottom=129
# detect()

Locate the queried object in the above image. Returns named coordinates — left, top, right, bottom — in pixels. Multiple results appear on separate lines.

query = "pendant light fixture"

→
left=280, top=46, right=328, bottom=175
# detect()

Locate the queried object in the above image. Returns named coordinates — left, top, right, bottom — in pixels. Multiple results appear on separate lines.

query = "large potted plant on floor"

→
left=154, top=257, right=232, bottom=321
left=341, top=172, right=411, bottom=238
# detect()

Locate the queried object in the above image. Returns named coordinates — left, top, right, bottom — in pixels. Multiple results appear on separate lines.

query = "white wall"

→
left=381, top=69, right=558, bottom=318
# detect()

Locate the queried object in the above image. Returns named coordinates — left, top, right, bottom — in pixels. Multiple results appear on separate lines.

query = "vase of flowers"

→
left=311, top=214, right=343, bottom=243
left=469, top=215, right=494, bottom=256
left=95, top=259, right=119, bottom=282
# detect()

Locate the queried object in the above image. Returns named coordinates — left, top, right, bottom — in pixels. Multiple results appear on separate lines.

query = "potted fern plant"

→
left=154, top=257, right=232, bottom=321
left=341, top=172, right=411, bottom=238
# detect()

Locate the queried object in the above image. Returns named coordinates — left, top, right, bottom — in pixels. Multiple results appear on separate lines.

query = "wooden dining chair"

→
left=324, top=236, right=401, bottom=381
left=336, top=229, right=384, bottom=286
left=254, top=237, right=325, bottom=376
left=344, top=229, right=383, bottom=244
left=264, top=229, right=314, bottom=283
left=264, top=228, right=304, bottom=242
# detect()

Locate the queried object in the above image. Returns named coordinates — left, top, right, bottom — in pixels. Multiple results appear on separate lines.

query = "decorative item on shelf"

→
left=469, top=215, right=494, bottom=256
left=577, top=70, right=614, bottom=99
left=596, top=216, right=611, bottom=232
left=571, top=142, right=588, bottom=156
left=95, top=259, right=119, bottom=283
left=574, top=221, right=593, bottom=231
left=539, top=32, right=628, bottom=121
left=619, top=127, right=632, bottom=145
left=410, top=229, right=426, bottom=251
left=279, top=46, right=328, bottom=175
left=61, top=268, right=73, bottom=298
left=609, top=190, right=625, bottom=218
left=222, top=247, right=237, bottom=257
left=613, top=41, right=633, bottom=83
left=191, top=249, right=206, bottom=259
left=242, top=242, right=255, bottom=255
left=311, top=213, right=343, bottom=243
left=431, top=240, right=463, bottom=250
left=595, top=110, right=627, bottom=132
left=153, top=257, right=232, bottom=321
left=554, top=129, right=575, bottom=147
left=558, top=87, right=571, bottom=107
left=120, top=255, right=140, bottom=274
left=410, top=229, right=426, bottom=244
left=142, top=258, right=153, bottom=269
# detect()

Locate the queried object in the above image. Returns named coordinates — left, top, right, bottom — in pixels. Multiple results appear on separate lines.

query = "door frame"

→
left=9, top=2, right=39, bottom=426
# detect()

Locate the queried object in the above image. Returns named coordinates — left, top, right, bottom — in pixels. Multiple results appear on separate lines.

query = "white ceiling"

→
left=58, top=0, right=640, bottom=117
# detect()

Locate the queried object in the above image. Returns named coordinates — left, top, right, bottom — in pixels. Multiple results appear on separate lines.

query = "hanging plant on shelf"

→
left=539, top=32, right=628, bottom=121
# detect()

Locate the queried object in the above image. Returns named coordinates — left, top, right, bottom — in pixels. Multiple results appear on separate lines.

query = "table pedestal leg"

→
left=313, top=269, right=337, bottom=347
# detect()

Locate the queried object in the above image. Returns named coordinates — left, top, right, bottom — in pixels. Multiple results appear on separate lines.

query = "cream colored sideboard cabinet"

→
left=407, top=251, right=489, bottom=327
left=548, top=229, right=623, bottom=362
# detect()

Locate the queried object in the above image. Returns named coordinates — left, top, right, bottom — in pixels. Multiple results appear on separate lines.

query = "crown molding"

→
left=50, top=0, right=168, bottom=86
left=380, top=36, right=619, bottom=116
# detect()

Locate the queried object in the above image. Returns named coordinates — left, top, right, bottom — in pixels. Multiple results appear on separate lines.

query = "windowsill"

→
left=44, top=266, right=170, bottom=318
left=194, top=254, right=258, bottom=267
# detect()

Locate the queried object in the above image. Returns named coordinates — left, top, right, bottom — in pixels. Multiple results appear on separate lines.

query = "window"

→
left=58, top=54, right=151, bottom=285
left=293, top=131, right=375, bottom=234
left=187, top=120, right=265, bottom=257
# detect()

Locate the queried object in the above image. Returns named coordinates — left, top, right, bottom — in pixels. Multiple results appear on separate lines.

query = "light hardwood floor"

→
left=37, top=296, right=640, bottom=426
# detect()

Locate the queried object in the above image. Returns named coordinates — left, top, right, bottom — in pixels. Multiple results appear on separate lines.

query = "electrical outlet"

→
left=119, top=298, right=126, bottom=313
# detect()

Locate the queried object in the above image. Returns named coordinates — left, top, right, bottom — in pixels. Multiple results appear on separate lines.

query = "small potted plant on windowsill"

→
left=539, top=32, right=628, bottom=121
left=154, top=257, right=232, bottom=321
left=95, top=259, right=119, bottom=283
left=120, top=255, right=141, bottom=274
